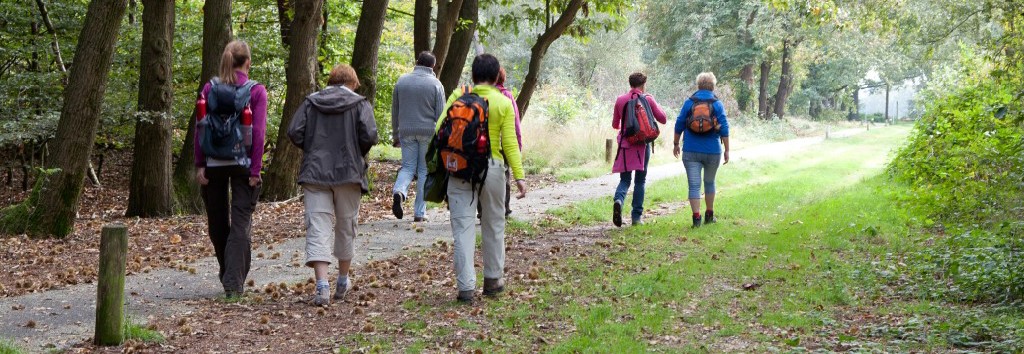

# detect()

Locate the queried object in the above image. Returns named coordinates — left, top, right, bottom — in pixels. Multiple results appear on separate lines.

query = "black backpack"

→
left=198, top=78, right=257, bottom=167
left=437, top=85, right=490, bottom=189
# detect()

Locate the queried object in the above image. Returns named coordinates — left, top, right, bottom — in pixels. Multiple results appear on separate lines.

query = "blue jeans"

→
left=392, top=135, right=431, bottom=218
left=614, top=145, right=651, bottom=221
left=683, top=151, right=721, bottom=199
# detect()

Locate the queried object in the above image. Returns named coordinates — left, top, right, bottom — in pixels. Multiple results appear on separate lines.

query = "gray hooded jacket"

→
left=288, top=85, right=378, bottom=193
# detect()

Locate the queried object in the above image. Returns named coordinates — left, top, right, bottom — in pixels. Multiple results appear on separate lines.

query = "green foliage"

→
left=890, top=64, right=1022, bottom=222
left=0, top=338, right=25, bottom=354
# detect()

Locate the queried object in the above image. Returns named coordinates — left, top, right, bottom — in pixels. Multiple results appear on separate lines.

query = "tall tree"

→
left=0, top=0, right=129, bottom=237
left=757, top=59, right=772, bottom=119
left=413, top=0, right=432, bottom=54
left=261, top=0, right=325, bottom=201
left=126, top=0, right=175, bottom=217
left=171, top=0, right=232, bottom=214
left=351, top=0, right=390, bottom=105
left=772, top=38, right=796, bottom=119
left=276, top=0, right=292, bottom=47
left=438, top=0, right=477, bottom=97
left=432, top=0, right=466, bottom=74
left=515, top=0, right=585, bottom=119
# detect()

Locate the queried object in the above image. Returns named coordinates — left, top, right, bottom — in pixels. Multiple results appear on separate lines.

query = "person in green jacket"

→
left=436, top=54, right=527, bottom=303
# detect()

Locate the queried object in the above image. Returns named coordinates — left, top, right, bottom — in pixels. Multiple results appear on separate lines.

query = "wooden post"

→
left=825, top=126, right=830, bottom=140
left=95, top=224, right=128, bottom=346
left=605, top=138, right=613, bottom=163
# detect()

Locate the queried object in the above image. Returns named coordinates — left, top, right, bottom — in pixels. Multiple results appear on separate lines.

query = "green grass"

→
left=476, top=127, right=978, bottom=352
left=123, top=318, right=165, bottom=343
left=0, top=339, right=24, bottom=354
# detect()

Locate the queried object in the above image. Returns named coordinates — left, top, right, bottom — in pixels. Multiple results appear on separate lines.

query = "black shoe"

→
left=692, top=215, right=703, bottom=228
left=704, top=211, right=716, bottom=224
left=612, top=200, right=623, bottom=227
left=413, top=216, right=427, bottom=222
left=392, top=193, right=404, bottom=219
left=457, top=290, right=474, bottom=303
left=483, top=278, right=505, bottom=297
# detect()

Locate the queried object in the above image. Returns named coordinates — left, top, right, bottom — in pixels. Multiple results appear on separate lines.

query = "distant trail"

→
left=0, top=127, right=869, bottom=352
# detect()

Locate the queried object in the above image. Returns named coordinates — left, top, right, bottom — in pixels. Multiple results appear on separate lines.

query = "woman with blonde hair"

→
left=288, top=64, right=378, bottom=306
left=673, top=72, right=729, bottom=228
left=194, top=39, right=268, bottom=298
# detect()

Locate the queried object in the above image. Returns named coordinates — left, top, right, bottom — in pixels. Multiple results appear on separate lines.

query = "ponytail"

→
left=218, top=40, right=251, bottom=85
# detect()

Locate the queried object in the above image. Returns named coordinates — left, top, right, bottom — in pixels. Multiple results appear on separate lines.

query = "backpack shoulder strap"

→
left=236, top=80, right=259, bottom=109
left=461, top=85, right=472, bottom=95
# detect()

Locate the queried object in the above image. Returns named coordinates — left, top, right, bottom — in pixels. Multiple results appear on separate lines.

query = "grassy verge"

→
left=0, top=339, right=24, bottom=354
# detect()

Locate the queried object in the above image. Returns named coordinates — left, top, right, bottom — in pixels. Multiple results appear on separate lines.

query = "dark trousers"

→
left=201, top=166, right=259, bottom=293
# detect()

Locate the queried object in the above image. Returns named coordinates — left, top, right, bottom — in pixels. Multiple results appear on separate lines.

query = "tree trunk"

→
left=351, top=0, right=390, bottom=105
left=261, top=0, right=324, bottom=201
left=276, top=0, right=292, bottom=47
left=884, top=82, right=890, bottom=123
left=758, top=59, right=771, bottom=120
left=438, top=0, right=477, bottom=97
left=171, top=0, right=232, bottom=214
left=0, top=0, right=129, bottom=238
left=127, top=0, right=175, bottom=217
left=772, top=39, right=794, bottom=120
left=432, top=0, right=465, bottom=75
left=516, top=0, right=585, bottom=120
left=737, top=63, right=755, bottom=113
left=414, top=0, right=432, bottom=55
left=849, top=88, right=860, bottom=121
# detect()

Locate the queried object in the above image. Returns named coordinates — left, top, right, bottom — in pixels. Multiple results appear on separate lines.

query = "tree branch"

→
left=34, top=0, right=67, bottom=73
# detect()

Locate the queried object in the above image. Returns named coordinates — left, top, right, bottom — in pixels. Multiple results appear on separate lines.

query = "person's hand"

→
left=515, top=179, right=527, bottom=199
left=249, top=176, right=262, bottom=187
left=723, top=151, right=730, bottom=165
left=672, top=144, right=681, bottom=159
left=196, top=168, right=209, bottom=186
left=392, top=138, right=401, bottom=148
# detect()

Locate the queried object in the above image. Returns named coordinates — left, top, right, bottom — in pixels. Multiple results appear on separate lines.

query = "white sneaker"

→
left=333, top=279, right=353, bottom=301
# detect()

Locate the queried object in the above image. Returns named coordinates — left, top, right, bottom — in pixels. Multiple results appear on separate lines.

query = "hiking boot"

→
left=612, top=200, right=623, bottom=227
left=483, top=278, right=505, bottom=297
left=704, top=211, right=716, bottom=224
left=333, top=279, right=353, bottom=301
left=457, top=290, right=475, bottom=304
left=692, top=214, right=703, bottom=228
left=392, top=193, right=404, bottom=219
left=414, top=216, right=427, bottom=222
left=313, top=283, right=331, bottom=306
left=631, top=217, right=644, bottom=226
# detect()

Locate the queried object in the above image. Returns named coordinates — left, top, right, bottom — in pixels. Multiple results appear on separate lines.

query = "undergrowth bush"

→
left=889, top=56, right=1024, bottom=304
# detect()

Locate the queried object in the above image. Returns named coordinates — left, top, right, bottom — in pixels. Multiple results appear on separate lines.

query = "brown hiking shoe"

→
left=483, top=278, right=505, bottom=297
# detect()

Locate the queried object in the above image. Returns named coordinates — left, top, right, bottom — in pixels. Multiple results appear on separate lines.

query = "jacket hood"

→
left=308, top=85, right=364, bottom=114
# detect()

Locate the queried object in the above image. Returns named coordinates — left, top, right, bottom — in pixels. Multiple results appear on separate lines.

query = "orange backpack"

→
left=686, top=97, right=721, bottom=134
left=437, top=86, right=490, bottom=187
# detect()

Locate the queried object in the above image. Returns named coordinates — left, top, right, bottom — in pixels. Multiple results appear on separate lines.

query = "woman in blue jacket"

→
left=672, top=72, right=730, bottom=228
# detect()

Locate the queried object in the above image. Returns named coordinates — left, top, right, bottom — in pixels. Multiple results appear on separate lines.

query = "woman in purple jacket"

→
left=612, top=72, right=667, bottom=227
left=194, top=40, right=268, bottom=298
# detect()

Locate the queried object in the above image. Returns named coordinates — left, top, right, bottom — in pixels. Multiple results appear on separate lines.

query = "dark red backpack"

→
left=621, top=94, right=660, bottom=145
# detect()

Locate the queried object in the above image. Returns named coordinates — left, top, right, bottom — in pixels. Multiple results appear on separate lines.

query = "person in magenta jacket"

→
left=194, top=40, right=267, bottom=298
left=495, top=67, right=522, bottom=217
left=611, top=72, right=667, bottom=227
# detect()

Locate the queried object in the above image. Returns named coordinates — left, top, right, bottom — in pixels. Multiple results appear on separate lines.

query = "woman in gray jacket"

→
left=288, top=64, right=378, bottom=306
